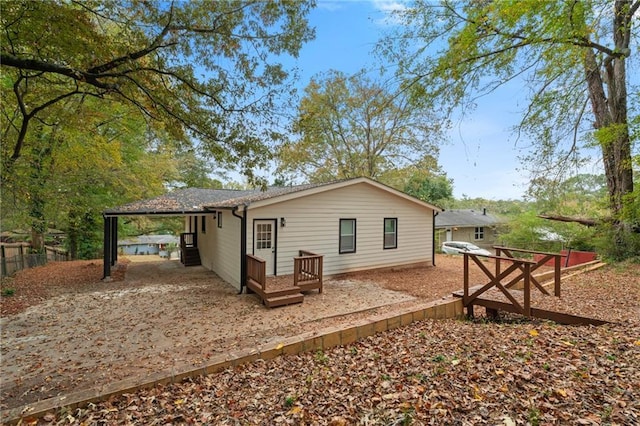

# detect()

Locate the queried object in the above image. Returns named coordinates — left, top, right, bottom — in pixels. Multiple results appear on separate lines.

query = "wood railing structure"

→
left=462, top=252, right=538, bottom=318
left=456, top=247, right=608, bottom=325
left=494, top=246, right=562, bottom=297
left=245, top=250, right=324, bottom=308
left=246, top=254, right=267, bottom=293
left=293, top=250, right=323, bottom=293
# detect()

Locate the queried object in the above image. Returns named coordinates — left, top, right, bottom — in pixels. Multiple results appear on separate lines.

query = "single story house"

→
left=117, top=234, right=179, bottom=256
left=103, top=177, right=442, bottom=291
left=435, top=209, right=504, bottom=250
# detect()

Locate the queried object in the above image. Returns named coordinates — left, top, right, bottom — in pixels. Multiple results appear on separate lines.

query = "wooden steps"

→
left=182, top=247, right=201, bottom=266
left=247, top=278, right=303, bottom=308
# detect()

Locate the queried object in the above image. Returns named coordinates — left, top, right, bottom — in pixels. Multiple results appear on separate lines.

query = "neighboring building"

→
left=103, top=177, right=442, bottom=290
left=435, top=209, right=504, bottom=250
left=117, top=234, right=179, bottom=256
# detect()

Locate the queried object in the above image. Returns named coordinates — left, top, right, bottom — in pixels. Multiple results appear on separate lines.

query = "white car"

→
left=441, top=241, right=492, bottom=256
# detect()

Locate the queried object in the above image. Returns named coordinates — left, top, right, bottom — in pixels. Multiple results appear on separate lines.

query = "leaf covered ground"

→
left=47, top=316, right=640, bottom=425
left=6, top=259, right=640, bottom=425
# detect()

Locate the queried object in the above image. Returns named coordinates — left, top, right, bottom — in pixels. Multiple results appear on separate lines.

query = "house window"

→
left=339, top=219, right=356, bottom=254
left=201, top=216, right=206, bottom=233
left=384, top=218, right=397, bottom=249
left=218, top=212, right=222, bottom=228
left=474, top=227, right=484, bottom=240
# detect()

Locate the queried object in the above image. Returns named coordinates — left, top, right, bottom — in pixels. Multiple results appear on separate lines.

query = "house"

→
left=103, top=177, right=442, bottom=291
left=435, top=209, right=504, bottom=250
left=117, top=234, right=179, bottom=256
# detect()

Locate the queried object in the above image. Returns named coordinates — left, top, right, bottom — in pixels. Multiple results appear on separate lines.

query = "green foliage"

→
left=1, top=288, right=16, bottom=297
left=284, top=395, right=296, bottom=407
left=500, top=210, right=599, bottom=253
left=444, top=197, right=530, bottom=217
left=528, top=174, right=609, bottom=218
left=2, top=1, right=314, bottom=257
left=403, top=171, right=453, bottom=206
left=278, top=69, right=445, bottom=182
left=1, top=0, right=314, bottom=184
left=380, top=0, right=637, bottom=250
left=594, top=224, right=640, bottom=262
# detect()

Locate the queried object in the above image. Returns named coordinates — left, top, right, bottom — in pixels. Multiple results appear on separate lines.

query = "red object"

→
left=533, top=250, right=598, bottom=267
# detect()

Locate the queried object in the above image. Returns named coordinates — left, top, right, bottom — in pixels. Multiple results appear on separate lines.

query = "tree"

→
left=380, top=1, right=638, bottom=247
left=1, top=0, right=314, bottom=183
left=0, top=96, right=175, bottom=258
left=277, top=69, right=445, bottom=182
left=399, top=157, right=454, bottom=205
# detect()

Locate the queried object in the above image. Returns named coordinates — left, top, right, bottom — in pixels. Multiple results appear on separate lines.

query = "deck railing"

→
left=246, top=254, right=266, bottom=292
left=494, top=246, right=562, bottom=297
left=180, top=232, right=196, bottom=248
left=464, top=252, right=537, bottom=317
left=293, top=250, right=323, bottom=292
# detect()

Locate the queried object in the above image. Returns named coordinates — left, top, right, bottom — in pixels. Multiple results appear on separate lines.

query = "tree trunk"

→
left=584, top=1, right=634, bottom=219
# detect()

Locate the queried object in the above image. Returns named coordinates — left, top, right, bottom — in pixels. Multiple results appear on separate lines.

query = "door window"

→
left=256, top=223, right=272, bottom=249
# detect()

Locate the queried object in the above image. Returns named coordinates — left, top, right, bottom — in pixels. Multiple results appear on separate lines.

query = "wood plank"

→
left=296, top=281, right=322, bottom=293
left=265, top=293, right=304, bottom=308
left=452, top=294, right=609, bottom=325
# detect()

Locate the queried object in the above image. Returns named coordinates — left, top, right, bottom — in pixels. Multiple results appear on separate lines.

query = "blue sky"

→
left=279, top=0, right=533, bottom=200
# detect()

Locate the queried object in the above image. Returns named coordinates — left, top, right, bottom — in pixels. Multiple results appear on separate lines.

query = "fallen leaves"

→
left=2, top=257, right=639, bottom=424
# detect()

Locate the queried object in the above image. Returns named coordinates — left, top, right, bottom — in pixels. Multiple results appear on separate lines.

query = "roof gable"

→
left=222, top=177, right=441, bottom=212
left=105, top=177, right=441, bottom=216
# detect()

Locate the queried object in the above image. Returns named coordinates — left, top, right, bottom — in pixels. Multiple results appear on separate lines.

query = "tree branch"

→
left=1, top=54, right=119, bottom=90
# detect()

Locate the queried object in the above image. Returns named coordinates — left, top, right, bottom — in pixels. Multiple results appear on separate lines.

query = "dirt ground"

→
left=1, top=254, right=638, bottom=413
left=0, top=255, right=473, bottom=410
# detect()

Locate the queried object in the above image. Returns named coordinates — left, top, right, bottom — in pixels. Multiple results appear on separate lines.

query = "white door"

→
left=445, top=229, right=452, bottom=242
left=254, top=220, right=276, bottom=275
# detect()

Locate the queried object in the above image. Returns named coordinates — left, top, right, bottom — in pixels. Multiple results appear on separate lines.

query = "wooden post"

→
left=463, top=253, right=473, bottom=317
left=523, top=263, right=531, bottom=317
left=111, top=217, right=118, bottom=265
left=495, top=247, right=501, bottom=281
left=19, top=244, right=24, bottom=272
left=1, top=245, right=5, bottom=277
left=554, top=254, right=561, bottom=297
left=103, top=216, right=111, bottom=280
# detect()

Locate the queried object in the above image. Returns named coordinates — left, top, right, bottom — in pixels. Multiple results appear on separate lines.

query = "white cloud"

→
left=370, top=0, right=409, bottom=25
left=316, top=1, right=347, bottom=12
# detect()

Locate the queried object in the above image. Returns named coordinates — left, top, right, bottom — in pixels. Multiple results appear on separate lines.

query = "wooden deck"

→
left=453, top=247, right=608, bottom=326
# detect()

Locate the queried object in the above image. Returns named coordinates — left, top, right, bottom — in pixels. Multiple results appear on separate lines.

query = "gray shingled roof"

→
left=104, top=183, right=330, bottom=215
left=435, top=209, right=503, bottom=228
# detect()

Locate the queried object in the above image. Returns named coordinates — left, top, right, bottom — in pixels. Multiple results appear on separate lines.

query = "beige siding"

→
left=191, top=212, right=242, bottom=289
left=436, top=226, right=498, bottom=251
left=247, top=182, right=434, bottom=276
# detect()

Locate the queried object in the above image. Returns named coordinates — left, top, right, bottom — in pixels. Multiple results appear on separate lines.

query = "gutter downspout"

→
left=433, top=211, right=439, bottom=267
left=232, top=204, right=247, bottom=294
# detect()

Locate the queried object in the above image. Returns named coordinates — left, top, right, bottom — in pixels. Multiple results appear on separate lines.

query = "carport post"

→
left=103, top=215, right=111, bottom=281
left=110, top=217, right=118, bottom=266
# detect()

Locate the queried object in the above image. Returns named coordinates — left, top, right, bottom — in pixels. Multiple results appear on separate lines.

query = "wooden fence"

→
left=1, top=243, right=69, bottom=278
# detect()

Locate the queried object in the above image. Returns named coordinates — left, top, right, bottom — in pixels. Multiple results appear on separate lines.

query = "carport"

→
left=102, top=188, right=235, bottom=280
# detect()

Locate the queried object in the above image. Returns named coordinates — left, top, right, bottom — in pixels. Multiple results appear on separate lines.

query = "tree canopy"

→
left=277, top=69, right=445, bottom=183
left=1, top=0, right=315, bottom=181
left=380, top=1, right=638, bottom=237
left=0, top=0, right=315, bottom=257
